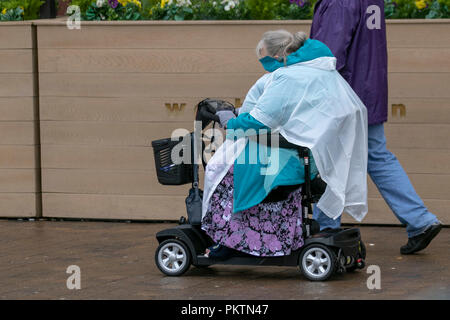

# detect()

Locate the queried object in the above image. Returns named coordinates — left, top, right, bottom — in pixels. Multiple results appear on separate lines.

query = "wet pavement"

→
left=0, top=220, right=448, bottom=300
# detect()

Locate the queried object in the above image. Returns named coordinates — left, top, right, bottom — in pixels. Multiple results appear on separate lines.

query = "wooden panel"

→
left=391, top=148, right=450, bottom=174
left=0, top=97, right=35, bottom=121
left=39, top=96, right=208, bottom=122
left=39, top=72, right=450, bottom=99
left=35, top=21, right=450, bottom=223
left=36, top=21, right=450, bottom=49
left=384, top=124, right=450, bottom=149
left=39, top=96, right=450, bottom=124
left=38, top=47, right=450, bottom=74
left=39, top=144, right=450, bottom=174
left=0, top=146, right=36, bottom=168
left=0, top=74, right=34, bottom=97
left=39, top=72, right=261, bottom=98
left=0, top=169, right=36, bottom=192
left=39, top=121, right=450, bottom=149
left=41, top=169, right=449, bottom=200
left=39, top=48, right=260, bottom=73
left=342, top=197, right=450, bottom=225
left=40, top=121, right=194, bottom=146
left=388, top=48, right=450, bottom=73
left=0, top=25, right=32, bottom=49
left=388, top=98, right=450, bottom=124
left=37, top=24, right=312, bottom=49
left=42, top=193, right=185, bottom=220
left=386, top=22, right=450, bottom=48
left=388, top=73, right=450, bottom=98
left=0, top=50, right=33, bottom=73
left=41, top=145, right=154, bottom=170
left=41, top=169, right=190, bottom=195
left=0, top=193, right=36, bottom=217
left=41, top=193, right=450, bottom=223
left=368, top=173, right=450, bottom=200
left=39, top=96, right=242, bottom=122
left=0, top=24, right=37, bottom=219
left=0, top=122, right=36, bottom=145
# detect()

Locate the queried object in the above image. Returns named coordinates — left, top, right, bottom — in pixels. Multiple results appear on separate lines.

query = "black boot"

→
left=400, top=222, right=442, bottom=255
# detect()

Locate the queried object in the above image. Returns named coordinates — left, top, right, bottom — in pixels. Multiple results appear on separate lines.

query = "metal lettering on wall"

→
left=391, top=104, right=406, bottom=118
left=165, top=99, right=243, bottom=113
left=165, top=103, right=186, bottom=112
left=234, top=98, right=243, bottom=109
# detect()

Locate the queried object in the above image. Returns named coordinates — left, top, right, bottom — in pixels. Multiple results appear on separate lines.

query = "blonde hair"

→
left=256, top=29, right=308, bottom=63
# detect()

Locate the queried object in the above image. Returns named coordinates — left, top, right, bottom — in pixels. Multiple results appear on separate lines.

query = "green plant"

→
left=83, top=0, right=143, bottom=20
left=32, top=0, right=450, bottom=21
left=385, top=0, right=449, bottom=19
left=0, top=0, right=44, bottom=19
left=0, top=6, right=24, bottom=20
left=147, top=0, right=249, bottom=21
left=71, top=0, right=96, bottom=13
left=150, top=0, right=194, bottom=20
left=243, top=0, right=278, bottom=19
left=274, top=0, right=315, bottom=20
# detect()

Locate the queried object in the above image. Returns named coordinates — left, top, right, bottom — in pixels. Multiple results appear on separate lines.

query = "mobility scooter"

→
left=152, top=99, right=366, bottom=281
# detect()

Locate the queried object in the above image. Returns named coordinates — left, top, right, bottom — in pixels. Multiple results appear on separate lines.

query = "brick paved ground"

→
left=0, top=220, right=448, bottom=300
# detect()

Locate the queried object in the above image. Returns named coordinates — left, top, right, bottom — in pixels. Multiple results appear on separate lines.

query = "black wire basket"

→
left=151, top=134, right=194, bottom=186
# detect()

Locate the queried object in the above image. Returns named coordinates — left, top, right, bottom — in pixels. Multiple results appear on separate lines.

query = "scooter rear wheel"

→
left=299, top=244, right=337, bottom=281
left=155, top=239, right=191, bottom=276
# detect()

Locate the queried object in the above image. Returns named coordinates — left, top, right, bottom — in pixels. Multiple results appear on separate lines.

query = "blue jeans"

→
left=313, top=123, right=439, bottom=238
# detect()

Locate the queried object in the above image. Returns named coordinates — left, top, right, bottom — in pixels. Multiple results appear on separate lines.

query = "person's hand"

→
left=216, top=110, right=236, bottom=128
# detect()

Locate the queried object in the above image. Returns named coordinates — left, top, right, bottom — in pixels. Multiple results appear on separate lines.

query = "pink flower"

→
left=262, top=234, right=282, bottom=253
left=225, top=232, right=242, bottom=247
left=263, top=221, right=274, bottom=233
left=246, top=230, right=262, bottom=251
left=230, top=220, right=240, bottom=232
left=249, top=217, right=260, bottom=230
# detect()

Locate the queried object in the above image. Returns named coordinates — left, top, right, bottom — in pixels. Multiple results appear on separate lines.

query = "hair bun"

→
left=293, top=31, right=308, bottom=48
left=256, top=29, right=308, bottom=59
left=283, top=31, right=308, bottom=56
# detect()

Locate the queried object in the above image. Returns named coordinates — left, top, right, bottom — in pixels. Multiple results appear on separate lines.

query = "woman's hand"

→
left=216, top=110, right=236, bottom=128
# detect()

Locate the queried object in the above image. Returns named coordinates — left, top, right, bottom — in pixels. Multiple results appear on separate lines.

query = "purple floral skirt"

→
left=201, top=165, right=304, bottom=257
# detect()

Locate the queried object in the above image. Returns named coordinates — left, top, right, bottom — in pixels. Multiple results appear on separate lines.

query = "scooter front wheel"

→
left=155, top=239, right=191, bottom=276
left=299, top=244, right=337, bottom=281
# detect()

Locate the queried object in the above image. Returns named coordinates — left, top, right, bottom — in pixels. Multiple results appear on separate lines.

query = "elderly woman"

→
left=201, top=30, right=368, bottom=258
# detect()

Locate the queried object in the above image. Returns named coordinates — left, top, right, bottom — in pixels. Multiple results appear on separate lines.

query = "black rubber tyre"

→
left=299, top=244, right=337, bottom=281
left=155, top=239, right=191, bottom=276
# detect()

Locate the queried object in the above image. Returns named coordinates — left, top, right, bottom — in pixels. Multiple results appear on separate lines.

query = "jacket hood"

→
left=259, top=39, right=335, bottom=72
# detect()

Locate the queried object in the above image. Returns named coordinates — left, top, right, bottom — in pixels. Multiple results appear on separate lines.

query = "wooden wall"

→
left=2, top=20, right=449, bottom=224
left=36, top=21, right=270, bottom=220
left=0, top=22, right=39, bottom=218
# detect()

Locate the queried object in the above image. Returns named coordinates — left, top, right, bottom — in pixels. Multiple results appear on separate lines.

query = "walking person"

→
left=309, top=0, right=442, bottom=254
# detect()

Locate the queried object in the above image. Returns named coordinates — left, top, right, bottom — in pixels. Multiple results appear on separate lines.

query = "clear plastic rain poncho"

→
left=202, top=56, right=368, bottom=222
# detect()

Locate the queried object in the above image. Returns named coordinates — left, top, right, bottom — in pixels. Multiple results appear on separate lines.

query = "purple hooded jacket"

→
left=310, top=0, right=388, bottom=125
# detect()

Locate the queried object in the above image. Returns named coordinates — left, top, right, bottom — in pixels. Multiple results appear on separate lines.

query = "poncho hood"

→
left=259, top=39, right=335, bottom=72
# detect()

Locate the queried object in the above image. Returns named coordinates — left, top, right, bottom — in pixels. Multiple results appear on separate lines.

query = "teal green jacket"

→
left=225, top=39, right=332, bottom=212
left=227, top=113, right=318, bottom=212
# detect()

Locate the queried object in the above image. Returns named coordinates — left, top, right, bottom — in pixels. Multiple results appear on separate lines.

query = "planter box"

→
left=5, top=19, right=450, bottom=224
left=0, top=22, right=40, bottom=217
